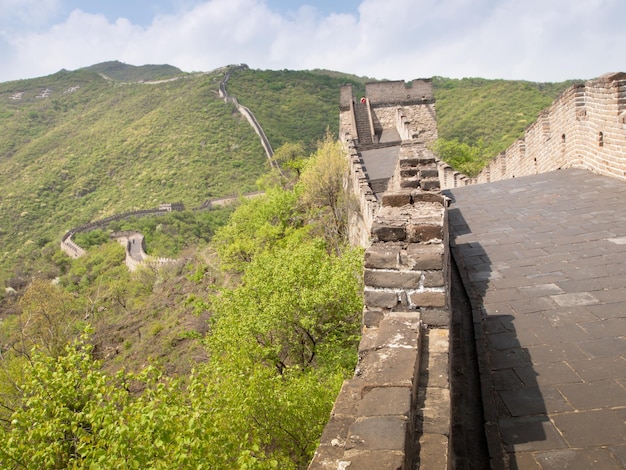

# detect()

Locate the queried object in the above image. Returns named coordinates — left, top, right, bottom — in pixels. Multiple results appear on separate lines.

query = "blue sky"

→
left=0, top=0, right=624, bottom=83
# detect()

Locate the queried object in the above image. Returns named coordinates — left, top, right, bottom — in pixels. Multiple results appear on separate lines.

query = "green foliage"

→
left=210, top=237, right=363, bottom=373
left=297, top=132, right=353, bottom=251
left=213, top=188, right=303, bottom=272
left=433, top=138, right=492, bottom=177
left=110, top=208, right=234, bottom=258
left=0, top=67, right=267, bottom=282
left=17, top=278, right=81, bottom=357
left=81, top=61, right=184, bottom=82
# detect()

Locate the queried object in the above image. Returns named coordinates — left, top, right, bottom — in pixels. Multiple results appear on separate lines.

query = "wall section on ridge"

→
left=456, top=73, right=626, bottom=186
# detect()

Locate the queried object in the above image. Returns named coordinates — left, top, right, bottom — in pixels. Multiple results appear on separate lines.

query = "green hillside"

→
left=0, top=63, right=586, bottom=467
left=82, top=60, right=184, bottom=82
left=0, top=64, right=370, bottom=281
left=0, top=63, right=578, bottom=283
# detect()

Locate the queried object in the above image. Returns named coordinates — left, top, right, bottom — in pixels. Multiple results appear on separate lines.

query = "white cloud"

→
left=0, top=0, right=624, bottom=83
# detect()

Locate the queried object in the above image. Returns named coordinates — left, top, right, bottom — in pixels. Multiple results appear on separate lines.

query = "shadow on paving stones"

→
left=446, top=204, right=548, bottom=470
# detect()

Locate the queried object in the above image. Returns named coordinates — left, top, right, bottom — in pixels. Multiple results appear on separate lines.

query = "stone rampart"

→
left=446, top=73, right=626, bottom=186
left=341, top=81, right=438, bottom=149
left=365, top=80, right=434, bottom=105
left=311, top=137, right=450, bottom=469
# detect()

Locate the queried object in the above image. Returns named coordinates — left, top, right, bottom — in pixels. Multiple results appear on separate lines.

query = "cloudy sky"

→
left=0, top=0, right=624, bottom=84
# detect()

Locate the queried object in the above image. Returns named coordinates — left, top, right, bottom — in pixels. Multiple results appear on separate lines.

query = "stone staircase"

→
left=354, top=101, right=374, bottom=145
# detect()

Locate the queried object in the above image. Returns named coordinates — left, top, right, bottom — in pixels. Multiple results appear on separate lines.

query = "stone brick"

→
left=359, top=387, right=411, bottom=417
left=410, top=291, right=447, bottom=308
left=420, top=178, right=440, bottom=191
left=400, top=168, right=418, bottom=178
left=364, top=289, right=399, bottom=309
left=403, top=244, right=444, bottom=270
left=418, top=155, right=436, bottom=165
left=363, top=308, right=384, bottom=328
left=420, top=309, right=450, bottom=327
left=412, top=190, right=446, bottom=204
left=358, top=345, right=420, bottom=386
left=334, top=450, right=405, bottom=470
left=400, top=178, right=420, bottom=189
left=364, top=244, right=401, bottom=269
left=406, top=223, right=443, bottom=243
left=371, top=223, right=406, bottom=242
left=347, top=416, right=407, bottom=451
left=419, top=168, right=439, bottom=179
left=417, top=433, right=449, bottom=470
left=381, top=191, right=411, bottom=207
left=400, top=157, right=420, bottom=168
left=423, top=270, right=444, bottom=287
left=364, top=269, right=422, bottom=289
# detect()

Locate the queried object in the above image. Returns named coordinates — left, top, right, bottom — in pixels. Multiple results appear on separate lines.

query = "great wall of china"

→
left=55, top=65, right=626, bottom=468
left=60, top=65, right=267, bottom=268
left=310, top=72, right=626, bottom=469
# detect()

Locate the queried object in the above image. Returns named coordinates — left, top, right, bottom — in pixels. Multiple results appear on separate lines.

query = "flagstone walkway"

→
left=446, top=168, right=626, bottom=469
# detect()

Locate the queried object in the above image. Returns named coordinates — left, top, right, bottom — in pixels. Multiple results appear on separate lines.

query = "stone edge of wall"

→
left=310, top=135, right=451, bottom=469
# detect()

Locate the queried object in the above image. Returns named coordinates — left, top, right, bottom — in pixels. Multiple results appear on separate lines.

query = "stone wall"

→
left=447, top=73, right=626, bottom=186
left=366, top=80, right=434, bottom=105
left=310, top=141, right=450, bottom=469
left=340, top=81, right=438, bottom=148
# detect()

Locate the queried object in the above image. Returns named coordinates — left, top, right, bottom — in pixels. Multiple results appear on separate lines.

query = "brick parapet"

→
left=442, top=73, right=626, bottom=187
left=312, top=133, right=451, bottom=468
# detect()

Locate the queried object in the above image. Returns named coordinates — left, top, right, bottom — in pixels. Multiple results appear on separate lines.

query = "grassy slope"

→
left=226, top=68, right=366, bottom=153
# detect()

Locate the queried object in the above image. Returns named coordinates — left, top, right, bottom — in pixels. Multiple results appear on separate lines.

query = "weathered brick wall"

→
left=310, top=144, right=450, bottom=469
left=366, top=80, right=434, bottom=105
left=458, top=73, right=626, bottom=187
left=372, top=105, right=438, bottom=146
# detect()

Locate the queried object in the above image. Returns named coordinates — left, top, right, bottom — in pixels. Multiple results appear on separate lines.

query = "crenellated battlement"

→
left=442, top=72, right=626, bottom=187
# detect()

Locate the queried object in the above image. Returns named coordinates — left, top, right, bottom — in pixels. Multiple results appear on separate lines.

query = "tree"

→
left=433, top=138, right=490, bottom=177
left=271, top=142, right=307, bottom=178
left=210, top=236, right=363, bottom=373
left=212, top=188, right=302, bottom=273
left=17, top=278, right=80, bottom=358
left=298, top=132, right=353, bottom=251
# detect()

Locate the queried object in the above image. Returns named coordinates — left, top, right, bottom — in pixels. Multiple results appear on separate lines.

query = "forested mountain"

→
left=0, top=63, right=366, bottom=282
left=0, top=63, right=577, bottom=467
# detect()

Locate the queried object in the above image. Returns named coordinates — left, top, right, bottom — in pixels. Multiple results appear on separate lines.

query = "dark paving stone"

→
left=556, top=379, right=626, bottom=410
left=508, top=297, right=557, bottom=315
left=534, top=448, right=624, bottom=469
left=552, top=409, right=626, bottom=447
left=448, top=169, right=626, bottom=465
left=509, top=452, right=542, bottom=469
left=498, top=385, right=571, bottom=417
left=514, top=361, right=581, bottom=387
left=528, top=342, right=589, bottom=365
left=530, top=323, right=592, bottom=344
left=575, top=336, right=626, bottom=359
left=490, top=347, right=531, bottom=370
left=549, top=292, right=600, bottom=307
left=517, top=283, right=564, bottom=298
left=499, top=416, right=568, bottom=452
left=578, top=317, right=626, bottom=338
left=609, top=445, right=626, bottom=467
left=542, top=307, right=599, bottom=327
left=492, top=369, right=525, bottom=391
left=588, top=302, right=626, bottom=319
left=567, top=356, right=626, bottom=382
